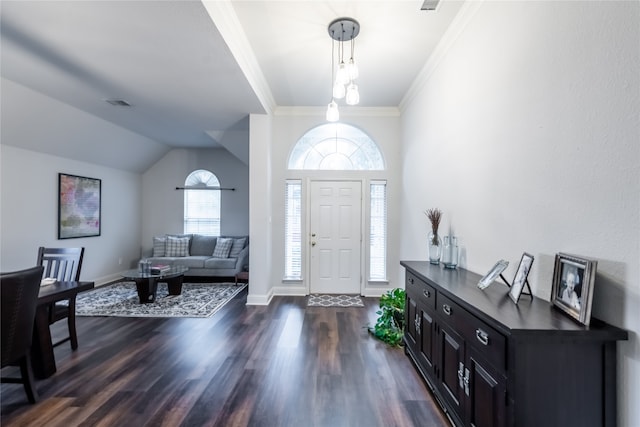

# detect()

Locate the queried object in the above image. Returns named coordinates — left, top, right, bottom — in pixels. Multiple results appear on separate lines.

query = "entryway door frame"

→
left=306, top=179, right=365, bottom=296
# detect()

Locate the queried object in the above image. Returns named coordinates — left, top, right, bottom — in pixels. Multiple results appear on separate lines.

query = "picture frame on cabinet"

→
left=550, top=253, right=597, bottom=326
left=478, top=259, right=509, bottom=289
left=508, top=252, right=534, bottom=304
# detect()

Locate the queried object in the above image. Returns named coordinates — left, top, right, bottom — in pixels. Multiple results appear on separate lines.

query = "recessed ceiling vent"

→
left=105, top=99, right=131, bottom=107
left=421, top=0, right=440, bottom=11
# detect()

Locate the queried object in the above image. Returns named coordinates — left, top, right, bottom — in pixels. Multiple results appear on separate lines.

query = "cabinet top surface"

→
left=401, top=260, right=627, bottom=340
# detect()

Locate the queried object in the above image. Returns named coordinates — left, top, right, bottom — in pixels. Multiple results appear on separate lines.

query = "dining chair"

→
left=36, top=247, right=85, bottom=350
left=1, top=265, right=45, bottom=403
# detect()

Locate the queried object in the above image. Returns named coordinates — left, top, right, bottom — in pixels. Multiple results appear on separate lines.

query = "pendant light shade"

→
left=326, top=17, right=360, bottom=121
left=326, top=100, right=339, bottom=122
left=345, top=83, right=359, bottom=106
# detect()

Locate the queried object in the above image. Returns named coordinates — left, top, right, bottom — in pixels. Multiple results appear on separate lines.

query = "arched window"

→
left=288, top=123, right=384, bottom=170
left=183, top=169, right=220, bottom=236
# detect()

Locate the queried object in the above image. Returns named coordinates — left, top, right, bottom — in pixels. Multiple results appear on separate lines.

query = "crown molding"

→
left=274, top=106, right=401, bottom=117
left=399, top=0, right=485, bottom=112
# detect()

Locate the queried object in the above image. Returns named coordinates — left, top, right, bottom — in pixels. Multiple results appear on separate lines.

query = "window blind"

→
left=284, top=180, right=302, bottom=279
left=369, top=180, right=387, bottom=281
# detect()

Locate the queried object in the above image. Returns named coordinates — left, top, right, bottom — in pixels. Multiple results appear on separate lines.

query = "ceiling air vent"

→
left=421, top=0, right=441, bottom=11
left=105, top=99, right=131, bottom=107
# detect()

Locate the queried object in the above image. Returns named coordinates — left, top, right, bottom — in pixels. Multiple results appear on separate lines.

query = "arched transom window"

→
left=287, top=123, right=384, bottom=170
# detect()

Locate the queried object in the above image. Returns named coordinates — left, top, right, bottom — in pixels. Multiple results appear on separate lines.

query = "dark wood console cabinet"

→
left=401, top=261, right=628, bottom=427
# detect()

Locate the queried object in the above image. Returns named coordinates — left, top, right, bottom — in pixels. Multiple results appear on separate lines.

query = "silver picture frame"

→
left=550, top=252, right=597, bottom=326
left=478, top=259, right=509, bottom=290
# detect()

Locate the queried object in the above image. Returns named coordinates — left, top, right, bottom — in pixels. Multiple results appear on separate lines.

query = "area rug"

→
left=75, top=282, right=247, bottom=318
left=307, top=294, right=364, bottom=307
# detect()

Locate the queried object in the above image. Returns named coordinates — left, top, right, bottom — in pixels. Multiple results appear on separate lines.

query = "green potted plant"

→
left=368, top=288, right=406, bottom=347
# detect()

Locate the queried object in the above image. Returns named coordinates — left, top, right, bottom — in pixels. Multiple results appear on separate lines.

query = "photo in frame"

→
left=478, top=259, right=509, bottom=289
left=58, top=173, right=101, bottom=239
left=508, top=252, right=534, bottom=304
left=550, top=253, right=597, bottom=326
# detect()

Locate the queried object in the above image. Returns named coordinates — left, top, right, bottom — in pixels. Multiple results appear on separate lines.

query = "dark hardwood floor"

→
left=1, top=288, right=449, bottom=427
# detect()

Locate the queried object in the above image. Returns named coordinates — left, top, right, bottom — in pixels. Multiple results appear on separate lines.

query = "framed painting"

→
left=550, top=252, right=597, bottom=326
left=58, top=173, right=101, bottom=239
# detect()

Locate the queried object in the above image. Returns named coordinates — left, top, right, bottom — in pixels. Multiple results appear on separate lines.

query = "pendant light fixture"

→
left=326, top=17, right=360, bottom=122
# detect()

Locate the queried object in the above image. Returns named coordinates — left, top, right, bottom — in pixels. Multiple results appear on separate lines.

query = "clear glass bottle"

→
left=445, top=236, right=459, bottom=269
left=442, top=236, right=451, bottom=266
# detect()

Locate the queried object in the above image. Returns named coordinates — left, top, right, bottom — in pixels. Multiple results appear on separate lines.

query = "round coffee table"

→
left=121, top=265, right=189, bottom=304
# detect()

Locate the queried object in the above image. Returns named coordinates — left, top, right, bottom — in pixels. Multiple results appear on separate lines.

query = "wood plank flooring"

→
left=1, top=288, right=449, bottom=427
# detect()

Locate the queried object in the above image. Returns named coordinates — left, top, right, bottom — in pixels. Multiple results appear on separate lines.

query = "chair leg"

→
left=67, top=297, right=78, bottom=350
left=19, top=354, right=39, bottom=403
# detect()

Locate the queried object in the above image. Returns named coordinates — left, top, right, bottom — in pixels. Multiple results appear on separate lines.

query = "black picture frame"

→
left=508, top=252, right=534, bottom=304
left=58, top=173, right=101, bottom=239
left=550, top=252, right=597, bottom=326
left=478, top=259, right=509, bottom=290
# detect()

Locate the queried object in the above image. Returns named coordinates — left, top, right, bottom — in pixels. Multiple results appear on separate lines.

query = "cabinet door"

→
left=417, top=306, right=436, bottom=378
left=465, top=351, right=506, bottom=427
left=438, top=323, right=466, bottom=421
left=405, top=292, right=419, bottom=352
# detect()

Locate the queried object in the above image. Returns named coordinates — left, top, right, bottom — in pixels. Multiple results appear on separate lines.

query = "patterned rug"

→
left=307, top=294, right=364, bottom=307
left=75, top=282, right=247, bottom=318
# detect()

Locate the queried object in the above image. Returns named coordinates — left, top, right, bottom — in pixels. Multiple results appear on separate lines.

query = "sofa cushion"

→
left=173, top=256, right=209, bottom=268
left=212, top=238, right=233, bottom=258
left=204, top=257, right=237, bottom=269
left=190, top=235, right=217, bottom=256
left=153, top=236, right=166, bottom=257
left=229, top=238, right=247, bottom=258
left=166, top=236, right=190, bottom=257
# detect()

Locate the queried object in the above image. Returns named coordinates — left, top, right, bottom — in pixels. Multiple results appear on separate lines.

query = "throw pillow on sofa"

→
left=166, top=236, right=190, bottom=257
left=212, top=238, right=233, bottom=258
left=229, top=238, right=247, bottom=258
left=153, top=236, right=166, bottom=257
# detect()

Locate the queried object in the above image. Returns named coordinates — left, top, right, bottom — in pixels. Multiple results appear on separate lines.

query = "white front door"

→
left=309, top=180, right=362, bottom=294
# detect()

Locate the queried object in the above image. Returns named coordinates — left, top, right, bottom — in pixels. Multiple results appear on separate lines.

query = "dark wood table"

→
left=121, top=266, right=189, bottom=303
left=33, top=280, right=94, bottom=379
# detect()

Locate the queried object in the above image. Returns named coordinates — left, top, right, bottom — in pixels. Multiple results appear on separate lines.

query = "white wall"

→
left=141, top=147, right=250, bottom=252
left=400, top=1, right=639, bottom=425
left=0, top=145, right=142, bottom=284
left=247, top=113, right=273, bottom=305
left=246, top=109, right=401, bottom=302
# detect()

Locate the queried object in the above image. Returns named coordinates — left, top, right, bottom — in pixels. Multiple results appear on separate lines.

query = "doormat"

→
left=307, top=294, right=364, bottom=307
left=75, top=282, right=247, bottom=318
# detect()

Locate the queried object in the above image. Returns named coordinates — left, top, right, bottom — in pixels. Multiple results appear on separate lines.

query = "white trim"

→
left=202, top=1, right=276, bottom=113
left=400, top=0, right=485, bottom=112
left=274, top=106, right=401, bottom=117
left=246, top=288, right=274, bottom=306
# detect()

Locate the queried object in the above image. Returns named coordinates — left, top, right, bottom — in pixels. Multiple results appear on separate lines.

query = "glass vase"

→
left=444, top=236, right=459, bottom=269
left=428, top=232, right=442, bottom=265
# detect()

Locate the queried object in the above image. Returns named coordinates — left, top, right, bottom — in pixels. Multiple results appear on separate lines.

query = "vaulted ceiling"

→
left=0, top=0, right=464, bottom=172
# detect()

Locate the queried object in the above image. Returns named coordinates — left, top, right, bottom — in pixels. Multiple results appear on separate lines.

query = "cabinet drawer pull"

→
left=408, top=277, right=414, bottom=284
left=476, top=329, right=489, bottom=345
left=442, top=304, right=452, bottom=315
left=423, top=289, right=431, bottom=298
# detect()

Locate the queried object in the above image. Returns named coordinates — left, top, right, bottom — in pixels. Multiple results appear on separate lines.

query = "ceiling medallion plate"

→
left=328, top=17, right=360, bottom=41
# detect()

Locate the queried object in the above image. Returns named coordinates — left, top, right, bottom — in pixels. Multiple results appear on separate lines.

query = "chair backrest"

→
left=36, top=247, right=84, bottom=281
left=1, top=266, right=44, bottom=368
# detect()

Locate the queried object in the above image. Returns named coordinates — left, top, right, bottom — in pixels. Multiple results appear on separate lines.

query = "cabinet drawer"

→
left=437, top=293, right=506, bottom=370
left=406, top=272, right=436, bottom=310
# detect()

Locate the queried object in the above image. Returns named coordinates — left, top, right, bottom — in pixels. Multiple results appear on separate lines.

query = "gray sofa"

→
left=145, top=234, right=248, bottom=278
